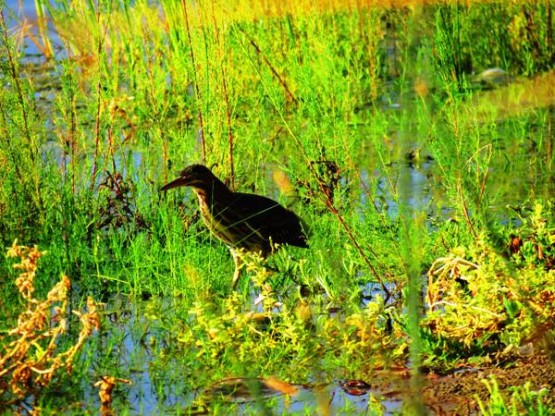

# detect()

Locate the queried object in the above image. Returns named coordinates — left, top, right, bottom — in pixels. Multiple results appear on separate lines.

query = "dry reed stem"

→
left=1, top=241, right=100, bottom=404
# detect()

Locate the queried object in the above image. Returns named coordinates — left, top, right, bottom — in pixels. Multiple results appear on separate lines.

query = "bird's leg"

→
left=231, top=249, right=243, bottom=290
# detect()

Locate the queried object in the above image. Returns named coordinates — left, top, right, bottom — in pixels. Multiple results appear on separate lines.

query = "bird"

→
left=161, top=164, right=308, bottom=288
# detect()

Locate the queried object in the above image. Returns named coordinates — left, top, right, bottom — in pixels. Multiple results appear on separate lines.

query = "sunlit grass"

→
left=1, top=0, right=555, bottom=413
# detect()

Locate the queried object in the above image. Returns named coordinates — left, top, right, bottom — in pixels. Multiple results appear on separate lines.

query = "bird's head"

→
left=161, top=164, right=220, bottom=191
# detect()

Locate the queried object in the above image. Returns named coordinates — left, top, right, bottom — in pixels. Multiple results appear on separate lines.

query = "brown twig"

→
left=210, top=4, right=235, bottom=189
left=477, top=145, right=492, bottom=209
left=90, top=8, right=104, bottom=193
left=0, top=10, right=43, bottom=211
left=321, top=185, right=389, bottom=297
left=0, top=11, right=32, bottom=146
left=182, top=0, right=207, bottom=163
left=236, top=26, right=298, bottom=106
left=547, top=2, right=553, bottom=53
left=458, top=180, right=478, bottom=239
left=67, top=62, right=77, bottom=195
left=522, top=5, right=542, bottom=60
left=284, top=131, right=391, bottom=298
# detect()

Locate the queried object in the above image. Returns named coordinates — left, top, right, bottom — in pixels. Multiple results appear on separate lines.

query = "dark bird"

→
left=161, top=164, right=308, bottom=288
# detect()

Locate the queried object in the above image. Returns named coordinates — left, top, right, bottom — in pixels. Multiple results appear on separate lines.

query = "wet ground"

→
left=422, top=353, right=555, bottom=414
left=181, top=348, right=555, bottom=414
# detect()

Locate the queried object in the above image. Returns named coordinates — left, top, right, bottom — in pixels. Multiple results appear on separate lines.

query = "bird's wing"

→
left=231, top=193, right=308, bottom=248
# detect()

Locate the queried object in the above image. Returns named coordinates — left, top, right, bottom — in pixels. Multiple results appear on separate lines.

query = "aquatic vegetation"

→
left=477, top=377, right=550, bottom=416
left=1, top=0, right=555, bottom=413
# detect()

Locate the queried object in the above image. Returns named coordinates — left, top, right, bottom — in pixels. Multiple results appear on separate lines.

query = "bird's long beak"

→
left=160, top=176, right=191, bottom=191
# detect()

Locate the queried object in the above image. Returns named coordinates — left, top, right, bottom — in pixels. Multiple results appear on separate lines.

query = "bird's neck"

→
left=193, top=178, right=233, bottom=204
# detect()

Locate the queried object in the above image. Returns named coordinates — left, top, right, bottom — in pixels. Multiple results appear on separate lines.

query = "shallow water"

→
left=4, top=2, right=555, bottom=414
left=87, top=294, right=408, bottom=415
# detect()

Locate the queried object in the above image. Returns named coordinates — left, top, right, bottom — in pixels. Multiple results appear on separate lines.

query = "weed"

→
left=0, top=242, right=100, bottom=408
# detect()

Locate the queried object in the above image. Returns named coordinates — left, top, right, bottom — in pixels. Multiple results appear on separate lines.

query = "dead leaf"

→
left=262, top=376, right=299, bottom=396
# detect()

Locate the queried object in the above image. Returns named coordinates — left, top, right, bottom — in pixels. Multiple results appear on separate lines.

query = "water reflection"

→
left=92, top=294, right=408, bottom=415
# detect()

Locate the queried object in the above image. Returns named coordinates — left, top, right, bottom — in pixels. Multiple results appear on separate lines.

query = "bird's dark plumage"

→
left=161, top=164, right=308, bottom=287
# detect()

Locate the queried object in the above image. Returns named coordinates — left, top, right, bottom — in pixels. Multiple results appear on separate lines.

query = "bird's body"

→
left=161, top=165, right=308, bottom=288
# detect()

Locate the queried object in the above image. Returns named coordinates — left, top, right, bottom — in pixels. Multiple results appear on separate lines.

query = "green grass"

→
left=1, top=0, right=555, bottom=413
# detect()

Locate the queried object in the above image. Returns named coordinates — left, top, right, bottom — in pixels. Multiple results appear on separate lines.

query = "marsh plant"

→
left=0, top=242, right=100, bottom=407
left=1, top=0, right=555, bottom=413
